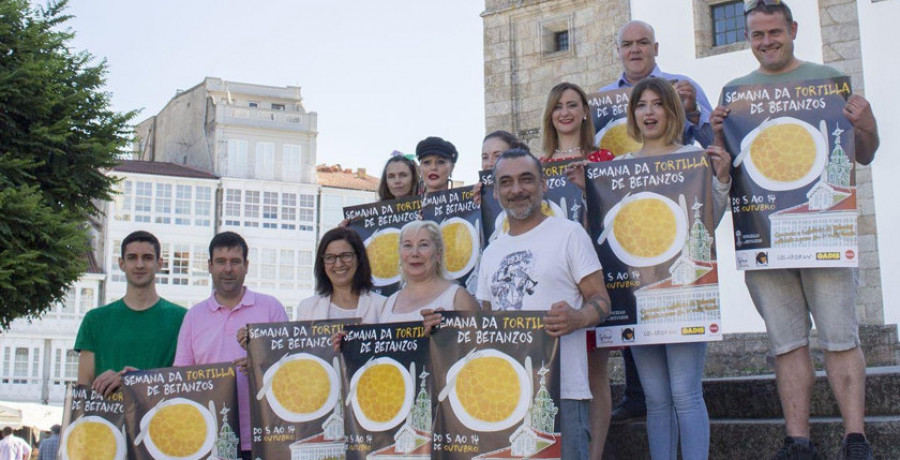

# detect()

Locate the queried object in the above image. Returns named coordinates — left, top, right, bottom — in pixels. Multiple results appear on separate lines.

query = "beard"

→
left=504, top=197, right=542, bottom=221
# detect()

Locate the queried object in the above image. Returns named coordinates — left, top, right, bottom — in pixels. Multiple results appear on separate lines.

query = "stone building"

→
left=482, top=0, right=890, bottom=328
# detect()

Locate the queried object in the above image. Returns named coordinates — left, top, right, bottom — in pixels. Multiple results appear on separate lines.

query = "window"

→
left=271, top=103, right=285, bottom=111
left=263, top=192, right=279, bottom=228
left=248, top=101, right=259, bottom=108
left=13, top=347, right=29, bottom=383
left=256, top=142, right=275, bottom=180
left=192, top=248, right=209, bottom=286
left=175, top=185, right=192, bottom=225
left=225, top=189, right=242, bottom=226
left=53, top=349, right=79, bottom=385
left=279, top=250, right=294, bottom=290
left=298, top=194, right=316, bottom=224
left=712, top=1, right=745, bottom=46
left=245, top=191, right=260, bottom=227
left=154, top=183, right=172, bottom=223
left=540, top=15, right=574, bottom=58
left=693, top=0, right=750, bottom=58
left=283, top=145, right=302, bottom=182
left=135, top=181, right=152, bottom=223
left=195, top=186, right=212, bottom=226
left=260, top=249, right=277, bottom=287
left=59, top=289, right=76, bottom=318
left=554, top=30, right=569, bottom=52
left=171, top=245, right=190, bottom=285
left=281, top=193, right=297, bottom=230
left=79, top=288, right=94, bottom=313
left=227, top=139, right=249, bottom=178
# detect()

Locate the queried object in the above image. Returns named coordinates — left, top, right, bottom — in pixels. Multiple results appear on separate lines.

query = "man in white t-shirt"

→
left=477, top=148, right=612, bottom=459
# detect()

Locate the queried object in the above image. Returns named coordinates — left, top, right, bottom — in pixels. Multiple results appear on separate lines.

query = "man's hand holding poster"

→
left=720, top=76, right=858, bottom=269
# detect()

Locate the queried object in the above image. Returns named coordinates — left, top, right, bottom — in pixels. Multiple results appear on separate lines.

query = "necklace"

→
left=553, top=146, right=582, bottom=156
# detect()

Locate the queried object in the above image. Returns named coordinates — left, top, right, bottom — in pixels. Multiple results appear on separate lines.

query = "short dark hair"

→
left=2, top=426, right=12, bottom=435
left=209, top=231, right=248, bottom=260
left=377, top=155, right=420, bottom=201
left=483, top=130, right=530, bottom=152
left=314, top=227, right=373, bottom=296
left=492, top=148, right=544, bottom=184
left=744, top=1, right=793, bottom=26
left=51, top=424, right=61, bottom=434
left=121, top=231, right=160, bottom=259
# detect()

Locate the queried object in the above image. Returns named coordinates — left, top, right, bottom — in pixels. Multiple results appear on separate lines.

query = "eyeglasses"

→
left=744, top=0, right=782, bottom=13
left=322, top=252, right=356, bottom=265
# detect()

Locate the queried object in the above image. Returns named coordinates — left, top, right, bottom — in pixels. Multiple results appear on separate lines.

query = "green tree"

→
left=0, top=0, right=134, bottom=329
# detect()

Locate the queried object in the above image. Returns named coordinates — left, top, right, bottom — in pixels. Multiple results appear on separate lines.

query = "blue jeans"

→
left=560, top=399, right=591, bottom=459
left=631, top=342, right=709, bottom=460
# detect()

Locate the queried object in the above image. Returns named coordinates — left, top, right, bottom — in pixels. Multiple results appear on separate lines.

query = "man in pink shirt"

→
left=174, top=231, right=288, bottom=460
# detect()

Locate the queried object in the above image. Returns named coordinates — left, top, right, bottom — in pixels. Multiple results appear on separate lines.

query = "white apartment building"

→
left=0, top=79, right=378, bottom=404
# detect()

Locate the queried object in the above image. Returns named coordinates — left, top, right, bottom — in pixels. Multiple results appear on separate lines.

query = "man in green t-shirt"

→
left=75, top=230, right=186, bottom=396
left=711, top=2, right=879, bottom=459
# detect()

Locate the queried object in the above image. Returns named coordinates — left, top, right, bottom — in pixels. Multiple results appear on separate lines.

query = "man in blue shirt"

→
left=600, top=20, right=714, bottom=148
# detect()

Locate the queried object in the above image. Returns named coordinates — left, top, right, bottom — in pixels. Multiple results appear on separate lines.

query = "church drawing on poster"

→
left=366, top=369, right=432, bottom=459
left=635, top=199, right=720, bottom=324
left=288, top=392, right=348, bottom=460
left=769, top=124, right=857, bottom=249
left=474, top=364, right=562, bottom=460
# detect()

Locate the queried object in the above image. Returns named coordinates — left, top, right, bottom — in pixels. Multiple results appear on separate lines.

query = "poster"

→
left=585, top=149, right=722, bottom=346
left=340, top=321, right=431, bottom=460
left=720, top=76, right=858, bottom=269
left=246, top=319, right=357, bottom=460
left=344, top=195, right=422, bottom=296
left=421, top=186, right=481, bottom=289
left=479, top=159, right=585, bottom=245
left=121, top=363, right=239, bottom=460
left=58, top=384, right=126, bottom=460
left=588, top=86, right=642, bottom=157
left=429, top=311, right=561, bottom=460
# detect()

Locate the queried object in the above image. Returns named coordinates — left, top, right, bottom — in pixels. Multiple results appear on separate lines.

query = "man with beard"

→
left=477, top=148, right=612, bottom=459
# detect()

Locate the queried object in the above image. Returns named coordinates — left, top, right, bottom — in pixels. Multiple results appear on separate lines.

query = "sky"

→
left=65, top=0, right=487, bottom=184
left=62, top=1, right=898, bottom=332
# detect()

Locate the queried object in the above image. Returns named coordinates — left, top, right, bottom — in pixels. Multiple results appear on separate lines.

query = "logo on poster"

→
left=755, top=252, right=768, bottom=267
left=709, top=323, right=720, bottom=334
left=621, top=328, right=635, bottom=342
left=845, top=250, right=855, bottom=260
left=816, top=252, right=840, bottom=260
left=681, top=326, right=706, bottom=335
left=597, top=330, right=613, bottom=344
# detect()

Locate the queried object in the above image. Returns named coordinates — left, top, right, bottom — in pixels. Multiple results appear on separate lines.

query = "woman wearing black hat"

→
left=415, top=136, right=458, bottom=193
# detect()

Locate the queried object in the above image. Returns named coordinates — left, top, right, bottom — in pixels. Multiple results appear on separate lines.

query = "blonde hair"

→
left=398, top=220, right=450, bottom=282
left=541, top=82, right=596, bottom=158
left=626, top=77, right=685, bottom=145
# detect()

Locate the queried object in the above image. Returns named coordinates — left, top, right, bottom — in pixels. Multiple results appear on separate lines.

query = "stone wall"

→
left=482, top=0, right=630, bottom=152
left=817, top=0, right=884, bottom=324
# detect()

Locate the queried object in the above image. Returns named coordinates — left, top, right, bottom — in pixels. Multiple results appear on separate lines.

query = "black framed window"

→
left=712, top=1, right=746, bottom=46
left=554, top=30, right=569, bottom=52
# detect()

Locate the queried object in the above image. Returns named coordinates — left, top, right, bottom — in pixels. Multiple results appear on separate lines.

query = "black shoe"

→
left=609, top=400, right=646, bottom=424
left=771, top=437, right=818, bottom=460
left=841, top=433, right=873, bottom=460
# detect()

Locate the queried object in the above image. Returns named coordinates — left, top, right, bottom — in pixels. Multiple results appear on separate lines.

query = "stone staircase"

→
left=601, top=325, right=900, bottom=459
